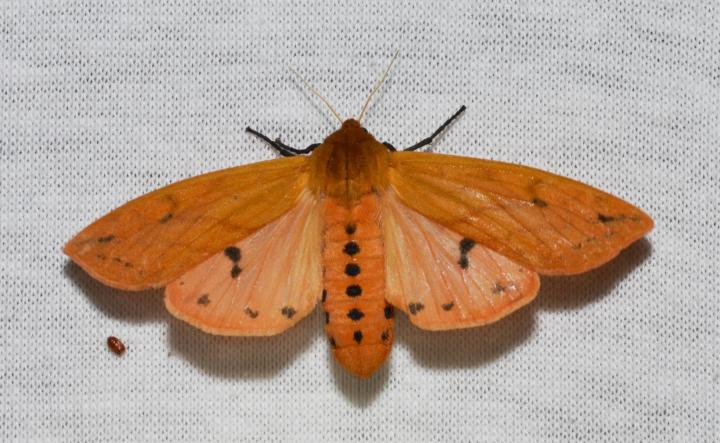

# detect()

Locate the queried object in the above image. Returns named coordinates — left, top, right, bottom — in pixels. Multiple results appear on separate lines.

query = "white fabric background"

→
left=1, top=1, right=718, bottom=441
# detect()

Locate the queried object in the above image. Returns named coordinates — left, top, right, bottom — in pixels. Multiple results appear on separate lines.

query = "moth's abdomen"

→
left=322, top=195, right=393, bottom=378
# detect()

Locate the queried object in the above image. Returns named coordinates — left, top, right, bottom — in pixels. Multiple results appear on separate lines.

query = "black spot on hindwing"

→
left=197, top=294, right=210, bottom=306
left=458, top=238, right=475, bottom=269
left=244, top=307, right=259, bottom=318
left=408, top=302, right=424, bottom=315
left=281, top=306, right=296, bottom=319
left=224, top=246, right=241, bottom=262
left=492, top=282, right=506, bottom=294
left=441, top=302, right=454, bottom=311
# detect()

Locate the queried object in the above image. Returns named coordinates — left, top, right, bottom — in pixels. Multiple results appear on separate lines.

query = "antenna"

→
left=357, top=50, right=399, bottom=123
left=289, top=67, right=343, bottom=124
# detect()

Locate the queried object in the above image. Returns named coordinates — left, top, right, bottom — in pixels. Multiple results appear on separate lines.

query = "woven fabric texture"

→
left=1, top=1, right=718, bottom=441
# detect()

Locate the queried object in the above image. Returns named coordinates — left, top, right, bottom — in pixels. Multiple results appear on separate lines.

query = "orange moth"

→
left=65, top=59, right=653, bottom=378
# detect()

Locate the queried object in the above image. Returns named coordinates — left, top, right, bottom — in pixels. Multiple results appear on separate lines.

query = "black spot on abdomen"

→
left=345, top=263, right=360, bottom=276
left=346, top=285, right=362, bottom=297
left=343, top=241, right=360, bottom=256
left=353, top=330, right=363, bottom=343
left=384, top=306, right=394, bottom=319
left=347, top=308, right=364, bottom=321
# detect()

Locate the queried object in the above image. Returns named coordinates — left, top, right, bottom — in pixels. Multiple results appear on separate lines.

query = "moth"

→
left=65, top=64, right=653, bottom=378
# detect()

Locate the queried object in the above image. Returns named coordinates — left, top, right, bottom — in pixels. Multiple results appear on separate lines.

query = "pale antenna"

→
left=357, top=51, right=399, bottom=123
left=289, top=67, right=343, bottom=124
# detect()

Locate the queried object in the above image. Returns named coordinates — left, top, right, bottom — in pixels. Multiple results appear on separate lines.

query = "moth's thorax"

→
left=309, top=119, right=390, bottom=202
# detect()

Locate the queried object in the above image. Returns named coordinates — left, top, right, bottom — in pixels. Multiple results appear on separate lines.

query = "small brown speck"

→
left=107, top=336, right=126, bottom=355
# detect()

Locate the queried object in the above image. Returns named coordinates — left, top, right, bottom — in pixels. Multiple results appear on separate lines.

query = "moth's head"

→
left=322, top=119, right=378, bottom=148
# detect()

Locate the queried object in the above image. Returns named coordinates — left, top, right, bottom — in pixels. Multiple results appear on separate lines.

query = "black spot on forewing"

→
left=159, top=213, right=173, bottom=223
left=381, top=330, right=389, bottom=342
left=325, top=312, right=329, bottom=324
left=442, top=302, right=455, bottom=311
left=347, top=308, right=364, bottom=321
left=598, top=213, right=621, bottom=223
left=408, top=302, right=424, bottom=315
left=329, top=337, right=337, bottom=348
left=244, top=307, right=259, bottom=318
left=281, top=307, right=297, bottom=319
left=321, top=289, right=327, bottom=303
left=345, top=224, right=356, bottom=235
left=197, top=294, right=210, bottom=306
left=598, top=214, right=614, bottom=223
left=343, top=241, right=360, bottom=256
left=230, top=265, right=242, bottom=279
left=224, top=246, right=241, bottom=262
left=353, top=330, right=363, bottom=344
left=532, top=198, right=548, bottom=208
left=97, top=235, right=115, bottom=243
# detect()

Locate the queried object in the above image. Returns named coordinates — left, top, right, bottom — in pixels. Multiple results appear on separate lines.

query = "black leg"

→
left=403, top=105, right=466, bottom=152
left=246, top=127, right=320, bottom=156
left=383, top=142, right=397, bottom=152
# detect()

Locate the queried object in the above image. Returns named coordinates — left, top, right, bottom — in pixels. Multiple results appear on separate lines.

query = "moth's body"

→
left=64, top=116, right=653, bottom=379
left=311, top=121, right=394, bottom=377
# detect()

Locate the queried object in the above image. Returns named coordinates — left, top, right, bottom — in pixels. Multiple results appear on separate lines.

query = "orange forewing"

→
left=383, top=192, right=540, bottom=330
left=64, top=156, right=309, bottom=290
left=388, top=152, right=653, bottom=275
